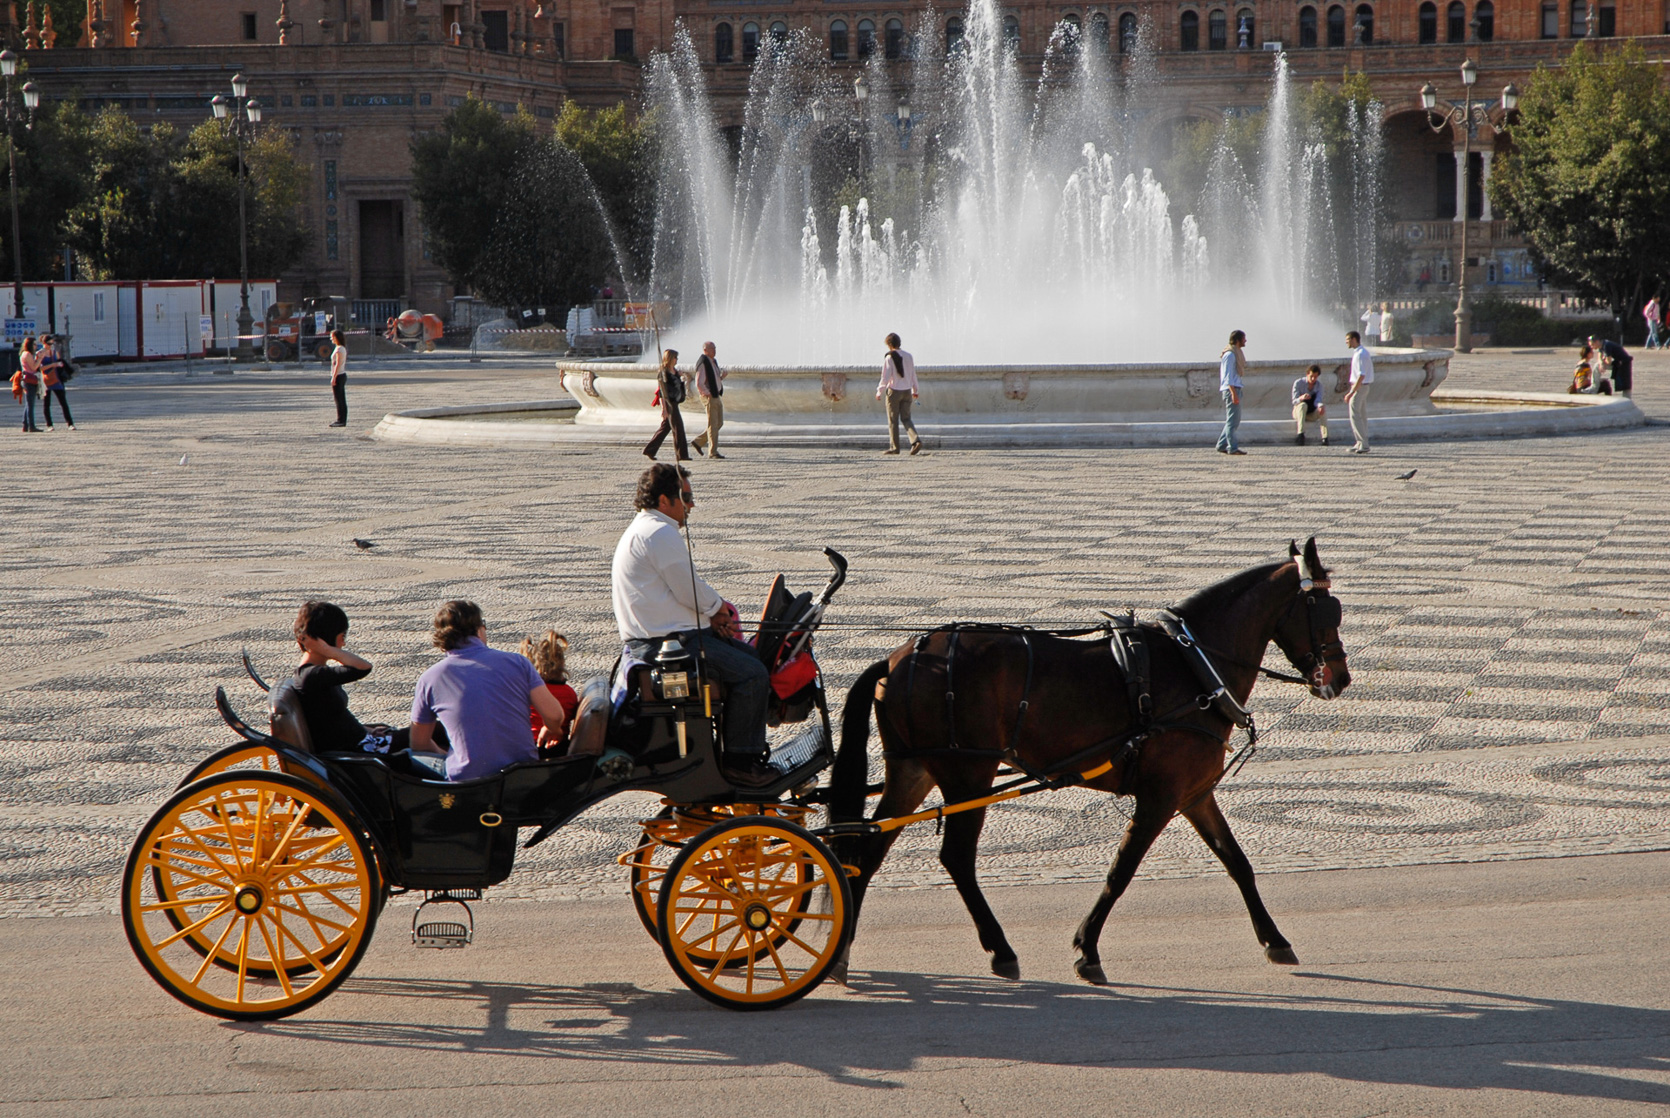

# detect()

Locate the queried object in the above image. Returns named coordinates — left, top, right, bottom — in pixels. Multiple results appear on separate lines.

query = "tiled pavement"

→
left=3, top=347, right=1668, bottom=917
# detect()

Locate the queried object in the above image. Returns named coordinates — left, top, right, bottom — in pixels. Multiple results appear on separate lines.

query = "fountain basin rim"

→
left=556, top=348, right=1450, bottom=376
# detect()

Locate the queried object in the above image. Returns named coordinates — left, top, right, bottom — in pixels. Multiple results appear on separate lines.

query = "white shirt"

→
left=330, top=345, right=347, bottom=380
left=1219, top=347, right=1244, bottom=390
left=1379, top=311, right=1395, bottom=340
left=1349, top=345, right=1375, bottom=385
left=877, top=348, right=918, bottom=396
left=611, top=510, right=724, bottom=641
left=1360, top=310, right=1382, bottom=336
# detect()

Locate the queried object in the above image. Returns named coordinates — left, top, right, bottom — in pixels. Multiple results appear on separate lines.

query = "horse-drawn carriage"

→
left=123, top=539, right=1352, bottom=1019
left=123, top=550, right=856, bottom=1019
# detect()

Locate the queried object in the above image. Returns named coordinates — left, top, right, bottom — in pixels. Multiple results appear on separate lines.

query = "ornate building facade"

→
left=13, top=0, right=1670, bottom=310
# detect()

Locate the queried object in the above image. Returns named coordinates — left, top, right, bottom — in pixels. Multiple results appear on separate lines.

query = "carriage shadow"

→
left=243, top=969, right=1670, bottom=1103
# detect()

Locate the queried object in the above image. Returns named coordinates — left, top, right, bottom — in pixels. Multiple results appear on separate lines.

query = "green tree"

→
left=410, top=97, right=537, bottom=293
left=173, top=119, right=308, bottom=279
left=473, top=138, right=614, bottom=310
left=554, top=101, right=654, bottom=280
left=63, top=107, right=177, bottom=279
left=1490, top=42, right=1670, bottom=323
left=0, top=99, right=94, bottom=280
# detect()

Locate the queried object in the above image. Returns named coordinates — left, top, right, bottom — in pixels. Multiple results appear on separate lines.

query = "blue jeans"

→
left=19, top=385, right=38, bottom=431
left=1217, top=389, right=1241, bottom=451
left=1649, top=321, right=1662, bottom=350
left=628, top=629, right=769, bottom=758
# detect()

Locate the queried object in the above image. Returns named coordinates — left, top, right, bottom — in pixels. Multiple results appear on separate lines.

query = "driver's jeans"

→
left=629, top=629, right=769, bottom=759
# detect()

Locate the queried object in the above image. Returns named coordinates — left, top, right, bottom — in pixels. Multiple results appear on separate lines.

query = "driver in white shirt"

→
left=611, top=463, right=777, bottom=787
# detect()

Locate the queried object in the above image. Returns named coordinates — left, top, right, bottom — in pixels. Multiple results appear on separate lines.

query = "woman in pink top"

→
left=17, top=336, right=40, bottom=433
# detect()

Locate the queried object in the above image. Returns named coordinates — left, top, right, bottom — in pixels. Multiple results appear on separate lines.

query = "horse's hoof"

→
left=1075, top=958, right=1108, bottom=986
left=990, top=956, right=1021, bottom=981
left=1265, top=945, right=1299, bottom=965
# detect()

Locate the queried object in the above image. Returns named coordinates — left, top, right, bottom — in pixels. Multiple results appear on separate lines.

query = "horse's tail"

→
left=830, top=658, right=890, bottom=823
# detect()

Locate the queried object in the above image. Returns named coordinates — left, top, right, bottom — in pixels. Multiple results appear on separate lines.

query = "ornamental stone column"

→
left=1479, top=149, right=1494, bottom=222
left=1452, top=146, right=1466, bottom=223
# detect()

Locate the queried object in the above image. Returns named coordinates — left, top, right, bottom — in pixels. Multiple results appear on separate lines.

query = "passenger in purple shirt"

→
left=409, top=600, right=568, bottom=781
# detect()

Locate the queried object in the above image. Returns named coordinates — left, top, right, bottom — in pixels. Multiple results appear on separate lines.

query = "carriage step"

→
left=414, top=921, right=472, bottom=948
left=412, top=891, right=477, bottom=948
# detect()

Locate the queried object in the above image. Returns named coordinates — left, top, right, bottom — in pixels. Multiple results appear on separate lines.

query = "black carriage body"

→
left=264, top=684, right=827, bottom=892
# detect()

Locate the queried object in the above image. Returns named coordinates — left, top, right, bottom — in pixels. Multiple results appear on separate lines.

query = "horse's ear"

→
left=1304, top=536, right=1327, bottom=579
left=1289, top=540, right=1300, bottom=559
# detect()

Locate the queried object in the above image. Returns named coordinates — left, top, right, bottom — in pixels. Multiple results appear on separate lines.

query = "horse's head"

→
left=1273, top=537, right=1351, bottom=699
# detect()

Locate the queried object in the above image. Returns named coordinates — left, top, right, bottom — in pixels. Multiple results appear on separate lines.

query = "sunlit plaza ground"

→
left=3, top=347, right=1669, bottom=1113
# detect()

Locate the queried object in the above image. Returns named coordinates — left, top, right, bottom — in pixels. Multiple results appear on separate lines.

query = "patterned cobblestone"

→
left=3, top=349, right=1668, bottom=916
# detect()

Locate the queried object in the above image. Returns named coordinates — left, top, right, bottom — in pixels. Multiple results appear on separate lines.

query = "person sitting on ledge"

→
left=408, top=600, right=567, bottom=781
left=1569, top=358, right=1611, bottom=396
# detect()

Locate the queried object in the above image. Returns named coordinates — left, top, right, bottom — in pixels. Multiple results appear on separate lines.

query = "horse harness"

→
left=881, top=579, right=1341, bottom=798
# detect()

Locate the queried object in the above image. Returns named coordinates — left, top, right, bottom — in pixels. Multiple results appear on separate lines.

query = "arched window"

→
left=1326, top=4, right=1346, bottom=45
left=1298, top=5, right=1317, bottom=44
left=1447, top=0, right=1465, bottom=41
left=1118, top=11, right=1138, bottom=50
left=1180, top=9, right=1199, bottom=49
left=769, top=19, right=787, bottom=40
left=1207, top=8, right=1226, bottom=48
left=830, top=18, right=848, bottom=59
left=743, top=21, right=760, bottom=61
left=857, top=18, right=876, bottom=56
left=1418, top=1, right=1436, bottom=41
left=885, top=17, right=905, bottom=56
left=1004, top=14, right=1021, bottom=48
left=714, top=21, right=733, bottom=62
left=1091, top=11, right=1110, bottom=49
left=1354, top=3, right=1372, bottom=42
left=1474, top=0, right=1493, bottom=38
left=1235, top=8, right=1253, bottom=45
left=1570, top=0, right=1587, bottom=35
left=946, top=15, right=965, bottom=51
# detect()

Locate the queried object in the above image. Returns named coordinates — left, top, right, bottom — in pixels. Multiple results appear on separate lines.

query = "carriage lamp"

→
left=1460, top=58, right=1477, bottom=86
left=854, top=73, right=869, bottom=103
left=231, top=72, right=248, bottom=99
left=898, top=100, right=910, bottom=124
left=210, top=93, right=228, bottom=119
left=21, top=82, right=37, bottom=111
left=810, top=98, right=826, bottom=123
left=0, top=50, right=15, bottom=78
left=1502, top=83, right=1519, bottom=112
left=246, top=98, right=262, bottom=124
left=1419, top=82, right=1437, bottom=112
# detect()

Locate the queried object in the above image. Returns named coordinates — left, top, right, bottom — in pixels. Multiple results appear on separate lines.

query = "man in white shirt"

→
left=1343, top=330, right=1375, bottom=454
left=611, top=463, right=775, bottom=785
left=876, top=332, right=921, bottom=455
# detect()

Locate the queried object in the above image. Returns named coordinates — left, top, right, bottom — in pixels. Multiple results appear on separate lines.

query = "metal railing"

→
left=351, top=299, right=402, bottom=327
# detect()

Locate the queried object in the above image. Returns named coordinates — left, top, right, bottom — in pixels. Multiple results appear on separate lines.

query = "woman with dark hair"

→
left=328, top=328, right=348, bottom=427
left=16, top=335, right=40, bottom=433
left=642, top=348, right=691, bottom=461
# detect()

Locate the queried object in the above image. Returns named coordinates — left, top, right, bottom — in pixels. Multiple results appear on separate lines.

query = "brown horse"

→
left=828, top=538, right=1351, bottom=985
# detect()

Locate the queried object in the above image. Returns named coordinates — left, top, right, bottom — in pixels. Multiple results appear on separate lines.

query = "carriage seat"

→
left=268, top=679, right=316, bottom=753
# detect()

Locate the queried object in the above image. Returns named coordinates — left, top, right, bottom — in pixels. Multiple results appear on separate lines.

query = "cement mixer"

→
left=384, top=309, right=444, bottom=352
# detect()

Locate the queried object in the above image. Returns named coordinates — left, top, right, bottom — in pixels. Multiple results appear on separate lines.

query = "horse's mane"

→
left=1171, top=561, right=1288, bottom=624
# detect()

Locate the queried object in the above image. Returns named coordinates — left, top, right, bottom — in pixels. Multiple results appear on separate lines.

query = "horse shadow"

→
left=238, top=968, right=1670, bottom=1103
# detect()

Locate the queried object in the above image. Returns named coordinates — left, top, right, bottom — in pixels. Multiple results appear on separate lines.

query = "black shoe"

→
left=329, top=420, right=346, bottom=427
left=1321, top=436, right=1329, bottom=446
left=1295, top=433, right=1306, bottom=446
left=721, top=755, right=783, bottom=789
left=710, top=451, right=727, bottom=459
left=693, top=443, right=706, bottom=456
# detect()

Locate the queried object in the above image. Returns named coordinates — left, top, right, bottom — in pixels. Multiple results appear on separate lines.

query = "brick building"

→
left=13, top=0, right=1670, bottom=311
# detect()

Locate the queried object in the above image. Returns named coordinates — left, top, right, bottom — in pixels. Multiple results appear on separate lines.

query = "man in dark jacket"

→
left=1589, top=336, right=1633, bottom=396
left=690, top=341, right=727, bottom=459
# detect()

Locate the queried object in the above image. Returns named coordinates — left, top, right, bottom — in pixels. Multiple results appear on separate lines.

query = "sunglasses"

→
left=679, top=490, right=695, bottom=505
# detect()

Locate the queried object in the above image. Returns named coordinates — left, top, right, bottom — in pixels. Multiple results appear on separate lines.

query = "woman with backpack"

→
left=642, top=348, right=691, bottom=461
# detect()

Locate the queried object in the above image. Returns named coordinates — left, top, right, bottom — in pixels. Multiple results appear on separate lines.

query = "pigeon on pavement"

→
left=352, top=538, right=376, bottom=550
left=1395, top=469, right=1417, bottom=480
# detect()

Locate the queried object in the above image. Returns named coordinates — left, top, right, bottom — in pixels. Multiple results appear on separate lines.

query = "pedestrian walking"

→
left=16, top=335, right=40, bottom=433
left=689, top=340, right=726, bottom=459
left=328, top=329, right=348, bottom=427
left=1378, top=302, right=1396, bottom=347
left=643, top=348, right=691, bottom=461
left=1343, top=329, right=1374, bottom=454
left=1360, top=305, right=1383, bottom=345
left=39, top=336, right=73, bottom=429
left=876, top=332, right=921, bottom=455
left=1588, top=334, right=1633, bottom=397
left=1645, top=297, right=1662, bottom=350
left=1216, top=329, right=1247, bottom=455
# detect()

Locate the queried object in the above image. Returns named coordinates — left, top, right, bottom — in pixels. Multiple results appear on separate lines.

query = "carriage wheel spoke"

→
left=760, top=933, right=794, bottom=987
left=254, top=916, right=294, bottom=998
left=189, top=915, right=240, bottom=985
left=700, top=928, right=746, bottom=978
left=154, top=900, right=234, bottom=949
left=234, top=918, right=252, bottom=1003
left=259, top=807, right=311, bottom=876
left=274, top=915, right=331, bottom=974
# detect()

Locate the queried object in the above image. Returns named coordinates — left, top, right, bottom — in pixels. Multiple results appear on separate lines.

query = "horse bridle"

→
left=1278, top=568, right=1346, bottom=691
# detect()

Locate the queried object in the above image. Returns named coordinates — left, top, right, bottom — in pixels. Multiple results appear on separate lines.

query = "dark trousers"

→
left=19, top=385, right=38, bottom=431
left=1612, top=357, right=1633, bottom=394
left=644, top=401, right=689, bottom=459
left=332, top=376, right=347, bottom=423
left=43, top=384, right=71, bottom=427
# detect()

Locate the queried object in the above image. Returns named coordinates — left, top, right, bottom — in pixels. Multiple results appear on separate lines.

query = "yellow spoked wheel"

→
left=122, top=771, right=379, bottom=1021
left=657, top=815, right=852, bottom=1011
left=177, top=742, right=284, bottom=789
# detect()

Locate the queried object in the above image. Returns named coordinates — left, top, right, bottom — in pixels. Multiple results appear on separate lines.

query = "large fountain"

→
left=376, top=0, right=1643, bottom=448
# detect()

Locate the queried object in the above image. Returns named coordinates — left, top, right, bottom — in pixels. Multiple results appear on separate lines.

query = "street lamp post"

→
left=0, top=50, right=39, bottom=332
left=212, top=74, right=263, bottom=359
left=1420, top=60, right=1516, bottom=353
